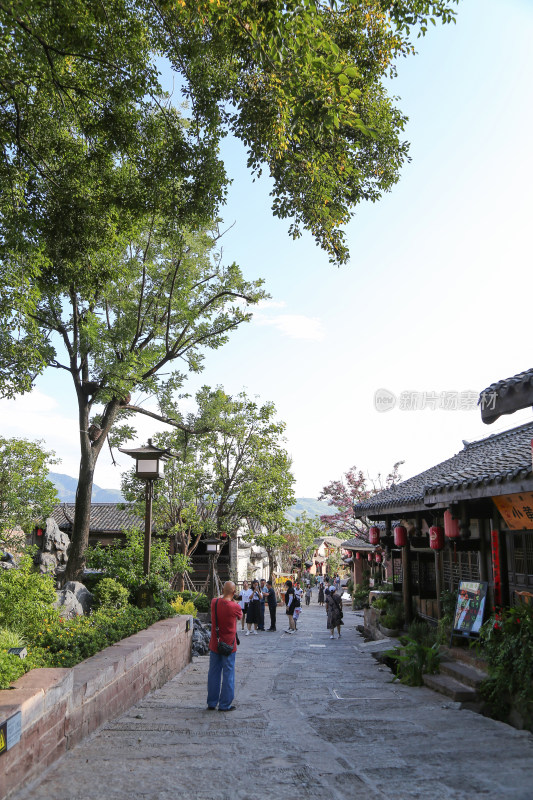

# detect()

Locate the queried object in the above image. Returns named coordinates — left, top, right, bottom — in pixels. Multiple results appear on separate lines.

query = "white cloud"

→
left=255, top=299, right=287, bottom=310
left=254, top=313, right=325, bottom=341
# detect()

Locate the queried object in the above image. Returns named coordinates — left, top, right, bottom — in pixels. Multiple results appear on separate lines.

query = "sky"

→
left=2, top=0, right=533, bottom=498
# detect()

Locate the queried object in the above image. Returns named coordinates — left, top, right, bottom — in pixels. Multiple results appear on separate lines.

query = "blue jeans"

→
left=207, top=650, right=236, bottom=710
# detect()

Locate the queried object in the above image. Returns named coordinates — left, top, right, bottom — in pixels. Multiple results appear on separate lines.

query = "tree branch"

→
left=122, top=404, right=211, bottom=435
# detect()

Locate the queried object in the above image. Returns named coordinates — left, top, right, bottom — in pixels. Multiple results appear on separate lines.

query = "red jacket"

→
left=209, top=597, right=243, bottom=654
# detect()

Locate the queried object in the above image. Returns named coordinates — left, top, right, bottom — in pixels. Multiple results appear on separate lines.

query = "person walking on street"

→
left=245, top=579, right=261, bottom=635
left=318, top=583, right=325, bottom=606
left=258, top=578, right=267, bottom=630
left=326, top=584, right=343, bottom=639
left=305, top=586, right=312, bottom=606
left=238, top=580, right=252, bottom=631
left=266, top=580, right=277, bottom=631
left=284, top=579, right=297, bottom=633
left=294, top=581, right=303, bottom=629
left=207, top=581, right=242, bottom=711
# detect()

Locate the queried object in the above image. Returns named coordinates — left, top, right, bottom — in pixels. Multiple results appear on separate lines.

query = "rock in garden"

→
left=192, top=618, right=211, bottom=656
left=37, top=552, right=58, bottom=574
left=43, top=517, right=70, bottom=563
left=55, top=588, right=84, bottom=619
left=64, top=581, right=94, bottom=614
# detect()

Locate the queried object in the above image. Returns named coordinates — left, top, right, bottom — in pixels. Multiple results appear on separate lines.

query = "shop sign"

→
left=492, top=492, right=533, bottom=530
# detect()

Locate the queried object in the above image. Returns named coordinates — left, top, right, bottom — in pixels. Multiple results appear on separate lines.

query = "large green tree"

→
left=194, top=388, right=296, bottom=537
left=0, top=437, right=58, bottom=540
left=122, top=387, right=295, bottom=582
left=281, top=512, right=323, bottom=577
left=0, top=0, right=459, bottom=265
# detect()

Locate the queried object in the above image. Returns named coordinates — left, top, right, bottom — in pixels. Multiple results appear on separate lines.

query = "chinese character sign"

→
left=492, top=493, right=533, bottom=530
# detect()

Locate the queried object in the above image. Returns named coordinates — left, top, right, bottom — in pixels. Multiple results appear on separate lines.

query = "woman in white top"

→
left=238, top=580, right=253, bottom=631
left=245, top=580, right=262, bottom=635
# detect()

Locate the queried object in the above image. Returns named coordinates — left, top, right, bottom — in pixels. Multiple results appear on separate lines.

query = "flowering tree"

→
left=318, top=462, right=403, bottom=541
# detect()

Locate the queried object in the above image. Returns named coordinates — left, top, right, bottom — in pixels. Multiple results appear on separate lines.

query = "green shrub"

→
left=33, top=605, right=162, bottom=668
left=0, top=628, right=25, bottom=650
left=372, top=596, right=390, bottom=611
left=477, top=602, right=533, bottom=724
left=0, top=650, right=26, bottom=688
left=407, top=619, right=438, bottom=647
left=388, top=637, right=440, bottom=686
left=92, top=577, right=130, bottom=609
left=85, top=528, right=179, bottom=600
left=0, top=556, right=59, bottom=636
left=170, top=596, right=197, bottom=617
left=175, top=591, right=209, bottom=613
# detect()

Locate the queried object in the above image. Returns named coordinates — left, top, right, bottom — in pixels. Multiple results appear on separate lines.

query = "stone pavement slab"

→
left=11, top=602, right=533, bottom=800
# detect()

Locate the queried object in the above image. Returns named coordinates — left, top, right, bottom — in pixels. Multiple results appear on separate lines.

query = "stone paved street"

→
left=13, top=600, right=533, bottom=800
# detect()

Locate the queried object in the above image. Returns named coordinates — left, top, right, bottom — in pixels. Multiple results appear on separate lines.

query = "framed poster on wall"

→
left=452, top=580, right=488, bottom=637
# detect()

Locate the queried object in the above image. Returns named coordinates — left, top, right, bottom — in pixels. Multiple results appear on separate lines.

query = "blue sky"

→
left=2, top=0, right=533, bottom=497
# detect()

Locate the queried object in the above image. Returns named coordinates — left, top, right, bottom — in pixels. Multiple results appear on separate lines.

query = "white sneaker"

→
left=330, top=635, right=335, bottom=639
left=245, top=631, right=250, bottom=636
left=285, top=629, right=293, bottom=634
left=252, top=630, right=258, bottom=635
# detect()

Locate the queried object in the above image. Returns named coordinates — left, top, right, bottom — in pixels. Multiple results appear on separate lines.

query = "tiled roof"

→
left=478, top=368, right=533, bottom=424
left=354, top=421, right=533, bottom=516
left=52, top=503, right=142, bottom=533
left=341, top=538, right=377, bottom=551
left=479, top=368, right=533, bottom=398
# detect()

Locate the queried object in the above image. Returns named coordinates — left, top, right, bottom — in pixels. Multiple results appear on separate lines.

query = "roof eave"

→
left=356, top=475, right=533, bottom=518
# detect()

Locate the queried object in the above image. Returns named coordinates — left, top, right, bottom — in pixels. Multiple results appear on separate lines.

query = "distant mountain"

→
left=49, top=474, right=333, bottom=519
left=49, top=472, right=125, bottom=504
left=285, top=497, right=338, bottom=523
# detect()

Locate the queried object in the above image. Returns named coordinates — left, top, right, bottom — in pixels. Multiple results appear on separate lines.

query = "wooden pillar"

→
left=402, top=540, right=413, bottom=625
left=479, top=518, right=489, bottom=583
left=435, top=549, right=443, bottom=620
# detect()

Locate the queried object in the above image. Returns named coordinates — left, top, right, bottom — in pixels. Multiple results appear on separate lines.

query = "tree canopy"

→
left=319, top=461, right=403, bottom=539
left=0, top=0, right=459, bottom=265
left=0, top=437, right=58, bottom=539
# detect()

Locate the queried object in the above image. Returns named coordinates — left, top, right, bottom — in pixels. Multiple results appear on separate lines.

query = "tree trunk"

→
left=64, top=396, right=118, bottom=582
left=64, top=398, right=95, bottom=582
left=267, top=548, right=275, bottom=582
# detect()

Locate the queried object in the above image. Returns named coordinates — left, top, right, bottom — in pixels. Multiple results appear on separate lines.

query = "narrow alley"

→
left=13, top=602, right=533, bottom=800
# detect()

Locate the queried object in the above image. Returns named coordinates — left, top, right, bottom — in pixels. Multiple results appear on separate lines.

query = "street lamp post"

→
left=203, top=537, right=223, bottom=601
left=119, top=439, right=173, bottom=576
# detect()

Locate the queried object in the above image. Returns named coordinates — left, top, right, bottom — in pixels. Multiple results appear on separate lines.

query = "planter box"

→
left=378, top=623, right=402, bottom=638
left=0, top=615, right=193, bottom=800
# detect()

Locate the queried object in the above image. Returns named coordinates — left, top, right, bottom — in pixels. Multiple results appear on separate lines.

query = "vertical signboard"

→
left=491, top=530, right=502, bottom=607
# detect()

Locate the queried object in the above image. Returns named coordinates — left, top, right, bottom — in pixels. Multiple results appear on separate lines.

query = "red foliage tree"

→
left=318, top=462, right=403, bottom=541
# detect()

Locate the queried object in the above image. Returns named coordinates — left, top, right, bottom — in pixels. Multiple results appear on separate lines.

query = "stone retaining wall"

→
left=0, top=615, right=192, bottom=800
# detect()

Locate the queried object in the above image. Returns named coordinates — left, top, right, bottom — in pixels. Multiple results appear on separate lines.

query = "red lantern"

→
left=355, top=552, right=361, bottom=560
left=444, top=510, right=460, bottom=539
left=369, top=526, right=380, bottom=546
left=394, top=525, right=407, bottom=547
left=375, top=552, right=382, bottom=563
left=36, top=528, right=43, bottom=537
left=429, top=526, right=444, bottom=551
left=368, top=552, right=373, bottom=562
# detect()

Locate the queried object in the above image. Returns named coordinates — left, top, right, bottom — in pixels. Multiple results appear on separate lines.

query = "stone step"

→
left=439, top=659, right=487, bottom=689
left=422, top=672, right=478, bottom=703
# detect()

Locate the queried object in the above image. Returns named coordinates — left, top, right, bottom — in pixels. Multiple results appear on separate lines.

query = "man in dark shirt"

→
left=207, top=581, right=242, bottom=711
left=266, top=580, right=277, bottom=631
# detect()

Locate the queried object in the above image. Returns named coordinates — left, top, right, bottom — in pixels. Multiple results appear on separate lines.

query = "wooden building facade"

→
left=353, top=418, right=533, bottom=623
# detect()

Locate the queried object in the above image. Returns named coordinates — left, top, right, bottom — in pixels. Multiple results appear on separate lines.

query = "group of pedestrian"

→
left=207, top=575, right=345, bottom=711
left=237, top=578, right=277, bottom=634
